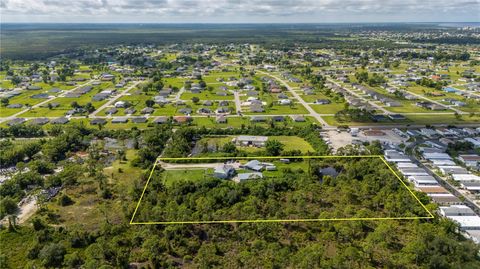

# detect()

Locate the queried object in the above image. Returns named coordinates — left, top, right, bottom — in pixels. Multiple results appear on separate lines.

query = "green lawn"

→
left=322, top=116, right=408, bottom=126
left=0, top=107, right=24, bottom=117
left=244, top=103, right=308, bottom=115
left=385, top=100, right=452, bottom=113
left=405, top=114, right=480, bottom=125
left=181, top=91, right=234, bottom=101
left=322, top=113, right=480, bottom=126
left=405, top=86, right=479, bottom=113
left=310, top=103, right=345, bottom=114
left=197, top=135, right=314, bottom=153
left=19, top=107, right=70, bottom=117
left=162, top=169, right=213, bottom=187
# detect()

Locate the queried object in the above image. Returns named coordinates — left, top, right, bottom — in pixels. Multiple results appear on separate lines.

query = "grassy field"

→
left=197, top=135, right=315, bottom=153
left=322, top=113, right=480, bottom=126
left=192, top=115, right=318, bottom=128
left=16, top=82, right=116, bottom=117
left=181, top=91, right=234, bottom=101
left=406, top=86, right=480, bottom=113
left=405, top=114, right=480, bottom=125
left=244, top=102, right=309, bottom=115
left=44, top=150, right=144, bottom=231
left=384, top=100, right=453, bottom=113
left=161, top=169, right=213, bottom=186
left=322, top=116, right=410, bottom=126
left=310, top=103, right=345, bottom=114
left=160, top=159, right=312, bottom=187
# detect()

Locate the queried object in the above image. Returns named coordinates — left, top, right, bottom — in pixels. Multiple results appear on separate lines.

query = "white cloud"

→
left=1, top=0, right=479, bottom=22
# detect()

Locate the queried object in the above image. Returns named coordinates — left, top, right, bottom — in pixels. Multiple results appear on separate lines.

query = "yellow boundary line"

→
left=130, top=155, right=434, bottom=224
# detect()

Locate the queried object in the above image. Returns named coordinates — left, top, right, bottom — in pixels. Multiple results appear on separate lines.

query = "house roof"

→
left=90, top=118, right=107, bottom=125
left=319, top=167, right=339, bottom=178
left=291, top=115, right=305, bottom=122
left=236, top=136, right=268, bottom=142
left=153, top=116, right=169, bottom=124
left=111, top=117, right=128, bottom=123
left=132, top=117, right=147, bottom=123
left=214, top=164, right=235, bottom=174
left=7, top=118, right=26, bottom=126
left=237, top=172, right=263, bottom=181
left=51, top=117, right=69, bottom=124
left=29, top=118, right=49, bottom=125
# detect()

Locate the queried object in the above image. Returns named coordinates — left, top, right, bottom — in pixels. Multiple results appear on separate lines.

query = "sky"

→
left=1, top=0, right=479, bottom=23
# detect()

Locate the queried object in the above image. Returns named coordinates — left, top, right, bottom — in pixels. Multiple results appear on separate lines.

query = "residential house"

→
left=291, top=115, right=305, bottom=122
left=216, top=115, right=227, bottom=123
left=236, top=172, right=263, bottom=182
left=124, top=107, right=136, bottom=115
left=90, top=118, right=107, bottom=125
left=153, top=117, right=169, bottom=124
left=51, top=117, right=69, bottom=124
left=7, top=118, right=26, bottom=126
left=250, top=104, right=264, bottom=113
left=250, top=116, right=267, bottom=122
left=112, top=117, right=128, bottom=124
left=141, top=107, right=154, bottom=114
left=213, top=164, right=236, bottom=179
left=29, top=118, right=49, bottom=125
left=132, top=117, right=147, bottom=123
left=233, top=136, right=268, bottom=147
left=114, top=101, right=127, bottom=108
left=105, top=108, right=118, bottom=115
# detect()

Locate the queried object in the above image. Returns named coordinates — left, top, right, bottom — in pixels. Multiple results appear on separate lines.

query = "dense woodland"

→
left=134, top=157, right=430, bottom=222
left=3, top=23, right=477, bottom=60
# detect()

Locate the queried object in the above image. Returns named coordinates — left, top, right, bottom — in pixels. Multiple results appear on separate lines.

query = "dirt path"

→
left=0, top=196, right=37, bottom=225
left=159, top=161, right=240, bottom=170
left=16, top=196, right=38, bottom=224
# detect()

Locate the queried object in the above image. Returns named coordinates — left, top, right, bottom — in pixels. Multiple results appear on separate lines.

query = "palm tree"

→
left=7, top=214, right=18, bottom=231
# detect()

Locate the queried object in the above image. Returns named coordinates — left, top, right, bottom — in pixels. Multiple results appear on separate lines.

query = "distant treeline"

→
left=0, top=23, right=457, bottom=60
left=411, top=37, right=480, bottom=45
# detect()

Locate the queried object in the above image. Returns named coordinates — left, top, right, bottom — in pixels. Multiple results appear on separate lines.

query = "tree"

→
left=355, top=71, right=368, bottom=83
left=454, top=112, right=462, bottom=120
left=116, top=149, right=127, bottom=162
left=31, top=217, right=46, bottom=231
left=84, top=102, right=95, bottom=113
left=145, top=99, right=155, bottom=107
left=265, top=139, right=284, bottom=156
left=192, top=97, right=200, bottom=104
left=1, top=98, right=9, bottom=107
left=58, top=194, right=74, bottom=206
left=11, top=75, right=22, bottom=86
left=0, top=197, right=19, bottom=217
left=39, top=243, right=66, bottom=268
left=222, top=142, right=237, bottom=154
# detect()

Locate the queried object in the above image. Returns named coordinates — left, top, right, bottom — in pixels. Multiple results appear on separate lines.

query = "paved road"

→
left=90, top=81, right=141, bottom=117
left=0, top=80, right=95, bottom=123
left=402, top=88, right=464, bottom=114
left=407, top=139, right=480, bottom=215
left=174, top=87, right=185, bottom=101
left=233, top=90, right=242, bottom=113
left=257, top=70, right=330, bottom=127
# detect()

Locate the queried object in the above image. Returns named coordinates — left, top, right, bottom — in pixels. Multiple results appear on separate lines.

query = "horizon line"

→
left=1, top=21, right=479, bottom=24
